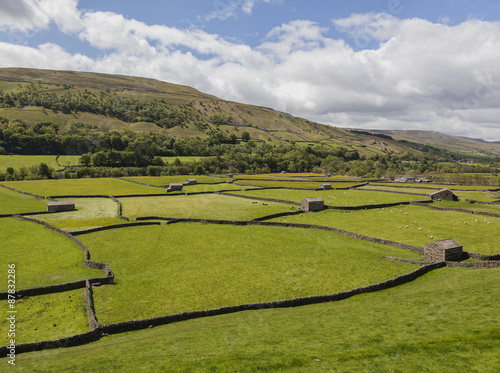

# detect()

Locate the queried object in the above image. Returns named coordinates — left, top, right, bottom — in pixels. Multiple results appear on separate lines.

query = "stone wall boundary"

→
left=216, top=191, right=301, bottom=206
left=411, top=202, right=500, bottom=219
left=95, top=262, right=445, bottom=336
left=360, top=188, right=429, bottom=197
left=445, top=261, right=500, bottom=269
left=85, top=281, right=102, bottom=330
left=72, top=222, right=162, bottom=236
left=0, top=262, right=444, bottom=357
left=0, top=184, right=50, bottom=200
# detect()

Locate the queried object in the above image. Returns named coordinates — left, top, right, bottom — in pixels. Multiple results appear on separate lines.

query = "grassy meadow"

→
left=0, top=155, right=81, bottom=171
left=0, top=178, right=161, bottom=197
left=273, top=205, right=499, bottom=255
left=0, top=186, right=46, bottom=214
left=79, top=223, right=419, bottom=324
left=0, top=289, right=88, bottom=345
left=36, top=198, right=125, bottom=231
left=122, top=175, right=229, bottom=186
left=227, top=188, right=425, bottom=206
left=0, top=218, right=102, bottom=290
left=233, top=179, right=364, bottom=189
left=0, top=172, right=498, bottom=371
left=119, top=193, right=296, bottom=220
left=5, top=268, right=499, bottom=372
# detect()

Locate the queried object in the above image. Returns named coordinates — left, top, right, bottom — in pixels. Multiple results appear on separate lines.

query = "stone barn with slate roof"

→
left=47, top=201, right=76, bottom=212
left=301, top=197, right=325, bottom=212
left=184, top=179, right=197, bottom=185
left=319, top=183, right=332, bottom=190
left=424, top=239, right=463, bottom=262
left=429, top=189, right=458, bottom=201
left=165, top=183, right=184, bottom=193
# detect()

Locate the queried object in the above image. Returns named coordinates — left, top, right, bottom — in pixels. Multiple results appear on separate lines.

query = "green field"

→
left=234, top=179, right=363, bottom=189
left=0, top=174, right=499, bottom=371
left=0, top=155, right=81, bottom=171
left=0, top=186, right=46, bottom=214
left=6, top=268, right=499, bottom=372
left=0, top=178, right=161, bottom=197
left=433, top=200, right=500, bottom=214
left=227, top=188, right=424, bottom=206
left=0, top=289, right=88, bottom=345
left=368, top=182, right=499, bottom=191
left=273, top=205, right=499, bottom=255
left=79, top=223, right=419, bottom=324
left=37, top=198, right=125, bottom=231
left=122, top=175, right=229, bottom=186
left=360, top=184, right=499, bottom=201
left=120, top=193, right=295, bottom=220
left=0, top=218, right=102, bottom=290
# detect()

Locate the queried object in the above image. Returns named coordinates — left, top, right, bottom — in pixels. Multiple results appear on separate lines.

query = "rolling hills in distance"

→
left=0, top=67, right=499, bottom=160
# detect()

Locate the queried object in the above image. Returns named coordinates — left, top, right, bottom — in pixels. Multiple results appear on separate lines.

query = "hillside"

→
left=0, top=68, right=499, bottom=160
left=366, top=129, right=500, bottom=159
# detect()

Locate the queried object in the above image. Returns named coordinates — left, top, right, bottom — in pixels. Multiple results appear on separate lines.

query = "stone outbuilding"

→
left=319, top=183, right=332, bottom=190
left=46, top=201, right=76, bottom=212
left=424, top=239, right=463, bottom=262
left=184, top=179, right=197, bottom=186
left=301, top=197, right=325, bottom=212
left=226, top=174, right=233, bottom=178
left=429, top=189, right=458, bottom=201
left=165, top=183, right=184, bottom=193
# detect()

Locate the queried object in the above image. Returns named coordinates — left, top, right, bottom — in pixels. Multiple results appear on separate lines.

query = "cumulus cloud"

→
left=0, top=0, right=81, bottom=33
left=1, top=4, right=500, bottom=140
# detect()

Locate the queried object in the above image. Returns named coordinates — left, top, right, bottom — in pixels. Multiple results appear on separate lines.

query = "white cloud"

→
left=204, top=0, right=275, bottom=21
left=1, top=7, right=500, bottom=140
left=0, top=0, right=81, bottom=33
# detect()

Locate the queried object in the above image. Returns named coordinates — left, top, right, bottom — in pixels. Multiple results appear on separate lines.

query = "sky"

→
left=1, top=1, right=500, bottom=141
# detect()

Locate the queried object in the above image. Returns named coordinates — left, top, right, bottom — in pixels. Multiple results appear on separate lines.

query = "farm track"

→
left=1, top=181, right=499, bottom=357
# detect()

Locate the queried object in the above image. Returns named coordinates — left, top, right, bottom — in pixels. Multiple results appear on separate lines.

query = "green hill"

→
left=2, top=67, right=497, bottom=160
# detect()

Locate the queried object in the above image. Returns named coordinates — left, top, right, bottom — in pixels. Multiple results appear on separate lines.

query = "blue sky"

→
left=1, top=0, right=500, bottom=140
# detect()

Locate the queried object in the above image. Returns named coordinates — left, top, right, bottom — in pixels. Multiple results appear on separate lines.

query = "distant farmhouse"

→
left=301, top=197, right=325, bottom=212
left=429, top=189, right=458, bottom=201
left=394, top=176, right=430, bottom=183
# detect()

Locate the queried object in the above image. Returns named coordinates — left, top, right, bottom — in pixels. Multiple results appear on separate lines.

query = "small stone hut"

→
left=184, top=179, right=197, bottom=185
left=424, top=239, right=463, bottom=262
left=165, top=183, right=184, bottom=193
left=429, top=189, right=458, bottom=201
left=226, top=174, right=233, bottom=178
left=301, top=197, right=325, bottom=212
left=46, top=201, right=75, bottom=212
left=319, top=183, right=332, bottom=190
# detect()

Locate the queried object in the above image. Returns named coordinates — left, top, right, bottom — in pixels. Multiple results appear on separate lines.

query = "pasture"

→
left=0, top=155, right=80, bottom=171
left=0, top=173, right=498, bottom=371
left=0, top=218, right=101, bottom=290
left=0, top=178, right=161, bottom=197
left=81, top=223, right=419, bottom=323
left=226, top=188, right=424, bottom=206
left=275, top=205, right=499, bottom=255
left=119, top=193, right=296, bottom=220
left=0, top=186, right=46, bottom=214
left=7, top=268, right=499, bottom=372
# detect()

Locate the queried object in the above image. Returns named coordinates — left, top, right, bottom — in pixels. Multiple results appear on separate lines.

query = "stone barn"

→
left=226, top=174, right=233, bottom=178
left=429, top=189, right=458, bottom=201
left=319, top=183, right=332, bottom=190
left=301, top=197, right=325, bottom=212
left=184, top=179, right=197, bottom=185
left=165, top=183, right=184, bottom=193
left=46, top=201, right=75, bottom=212
left=424, top=239, right=463, bottom=262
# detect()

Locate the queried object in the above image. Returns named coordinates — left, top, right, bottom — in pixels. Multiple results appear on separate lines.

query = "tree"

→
left=241, top=131, right=250, bottom=142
